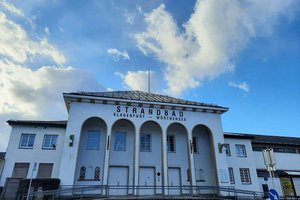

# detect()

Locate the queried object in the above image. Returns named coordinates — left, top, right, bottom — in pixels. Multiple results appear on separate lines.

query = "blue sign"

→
left=269, top=189, right=279, bottom=200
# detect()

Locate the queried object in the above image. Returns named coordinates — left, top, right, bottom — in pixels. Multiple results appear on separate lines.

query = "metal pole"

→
left=148, top=68, right=150, bottom=94
left=26, top=162, right=37, bottom=200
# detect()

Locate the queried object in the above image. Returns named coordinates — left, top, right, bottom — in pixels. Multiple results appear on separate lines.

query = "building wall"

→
left=59, top=101, right=229, bottom=189
left=224, top=138, right=260, bottom=192
left=74, top=117, right=107, bottom=185
left=254, top=151, right=300, bottom=196
left=0, top=125, right=65, bottom=186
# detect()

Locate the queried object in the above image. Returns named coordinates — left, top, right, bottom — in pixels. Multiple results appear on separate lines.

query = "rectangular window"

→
left=140, top=133, right=151, bottom=152
left=42, top=135, right=58, bottom=149
left=86, top=131, right=100, bottom=150
left=223, top=144, right=231, bottom=156
left=228, top=167, right=235, bottom=184
left=240, top=168, right=251, bottom=184
left=114, top=132, right=126, bottom=151
left=37, top=163, right=53, bottom=178
left=12, top=163, right=30, bottom=178
left=192, top=137, right=198, bottom=153
left=167, top=135, right=175, bottom=152
left=236, top=144, right=247, bottom=157
left=19, top=134, right=35, bottom=148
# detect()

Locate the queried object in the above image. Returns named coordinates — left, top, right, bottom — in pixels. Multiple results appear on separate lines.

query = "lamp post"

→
left=27, top=162, right=37, bottom=200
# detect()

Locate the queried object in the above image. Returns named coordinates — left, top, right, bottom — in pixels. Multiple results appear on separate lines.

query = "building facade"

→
left=1, top=91, right=300, bottom=197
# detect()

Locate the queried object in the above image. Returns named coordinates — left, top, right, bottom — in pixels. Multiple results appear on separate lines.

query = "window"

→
left=37, top=163, right=53, bottom=178
left=252, top=146, right=266, bottom=151
left=94, top=167, right=100, bottom=180
left=86, top=131, right=100, bottom=150
left=140, top=133, right=151, bottom=152
left=114, top=132, right=126, bottom=151
left=79, top=166, right=86, bottom=180
left=192, top=137, right=198, bottom=153
left=223, top=144, right=231, bottom=156
left=19, top=134, right=35, bottom=148
left=167, top=135, right=175, bottom=152
left=240, top=168, right=251, bottom=184
left=228, top=167, right=235, bottom=184
left=12, top=163, right=29, bottom=178
left=42, top=135, right=58, bottom=149
left=236, top=144, right=247, bottom=157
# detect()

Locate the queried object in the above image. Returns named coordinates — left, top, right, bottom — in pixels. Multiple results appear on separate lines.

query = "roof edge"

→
left=7, top=120, right=67, bottom=128
left=63, top=93, right=229, bottom=113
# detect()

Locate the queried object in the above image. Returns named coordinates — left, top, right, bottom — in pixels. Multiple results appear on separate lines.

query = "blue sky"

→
left=0, top=0, right=299, bottom=151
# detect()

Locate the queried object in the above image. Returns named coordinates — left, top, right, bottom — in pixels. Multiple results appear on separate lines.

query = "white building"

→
left=1, top=91, right=300, bottom=198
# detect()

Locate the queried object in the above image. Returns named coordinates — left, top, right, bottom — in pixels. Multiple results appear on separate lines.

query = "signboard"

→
left=280, top=177, right=295, bottom=197
left=113, top=106, right=187, bottom=122
left=268, top=189, right=279, bottom=200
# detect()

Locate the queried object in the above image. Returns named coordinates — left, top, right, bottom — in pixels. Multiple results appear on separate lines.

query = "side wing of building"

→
left=0, top=120, right=66, bottom=186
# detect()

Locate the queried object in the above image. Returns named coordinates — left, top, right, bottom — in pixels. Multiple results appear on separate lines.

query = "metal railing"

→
left=17, top=185, right=265, bottom=200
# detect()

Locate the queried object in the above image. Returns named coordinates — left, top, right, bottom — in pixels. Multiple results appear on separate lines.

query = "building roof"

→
left=7, top=120, right=67, bottom=128
left=64, top=90, right=228, bottom=111
left=224, top=132, right=300, bottom=146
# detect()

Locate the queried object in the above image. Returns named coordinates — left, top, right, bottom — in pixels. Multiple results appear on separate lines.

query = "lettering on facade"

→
left=113, top=106, right=186, bottom=122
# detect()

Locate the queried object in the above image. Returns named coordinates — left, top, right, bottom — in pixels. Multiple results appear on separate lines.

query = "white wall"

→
left=167, top=123, right=189, bottom=190
left=254, top=151, right=300, bottom=170
left=74, top=117, right=107, bottom=186
left=254, top=151, right=300, bottom=196
left=59, top=101, right=228, bottom=188
left=139, top=121, right=162, bottom=188
left=193, top=126, right=216, bottom=187
left=224, top=138, right=260, bottom=192
left=0, top=125, right=65, bottom=186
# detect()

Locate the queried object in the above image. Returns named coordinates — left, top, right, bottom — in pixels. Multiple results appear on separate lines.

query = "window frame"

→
left=114, top=132, right=127, bottom=151
left=228, top=167, right=235, bottom=184
left=235, top=144, right=247, bottom=157
left=19, top=134, right=35, bottom=149
left=79, top=166, right=86, bottom=181
left=140, top=133, right=152, bottom=152
left=223, top=143, right=231, bottom=156
left=37, top=163, right=53, bottom=178
left=167, top=135, right=176, bottom=153
left=86, top=131, right=100, bottom=150
left=42, top=134, right=58, bottom=150
left=192, top=136, right=199, bottom=154
left=239, top=168, right=251, bottom=184
left=94, top=167, right=100, bottom=181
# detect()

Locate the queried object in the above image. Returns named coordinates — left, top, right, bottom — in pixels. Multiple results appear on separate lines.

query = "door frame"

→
left=139, top=166, right=156, bottom=195
left=108, top=165, right=129, bottom=195
left=168, top=167, right=182, bottom=195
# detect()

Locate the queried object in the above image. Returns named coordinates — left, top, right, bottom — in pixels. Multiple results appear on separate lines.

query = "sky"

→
left=0, top=0, right=299, bottom=151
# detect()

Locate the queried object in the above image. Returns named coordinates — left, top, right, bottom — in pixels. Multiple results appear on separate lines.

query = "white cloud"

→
left=0, top=59, right=101, bottom=117
left=107, top=48, right=130, bottom=61
left=0, top=59, right=102, bottom=151
left=0, top=6, right=102, bottom=151
left=115, top=70, right=155, bottom=92
left=135, top=0, right=298, bottom=96
left=0, top=12, right=65, bottom=64
left=45, top=26, right=50, bottom=35
left=228, top=81, right=250, bottom=93
left=0, top=0, right=24, bottom=17
left=124, top=12, right=135, bottom=25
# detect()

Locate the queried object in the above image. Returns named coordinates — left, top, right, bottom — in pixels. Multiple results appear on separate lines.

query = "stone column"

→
left=133, top=125, right=140, bottom=195
left=162, top=128, right=168, bottom=195
left=102, top=124, right=111, bottom=195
